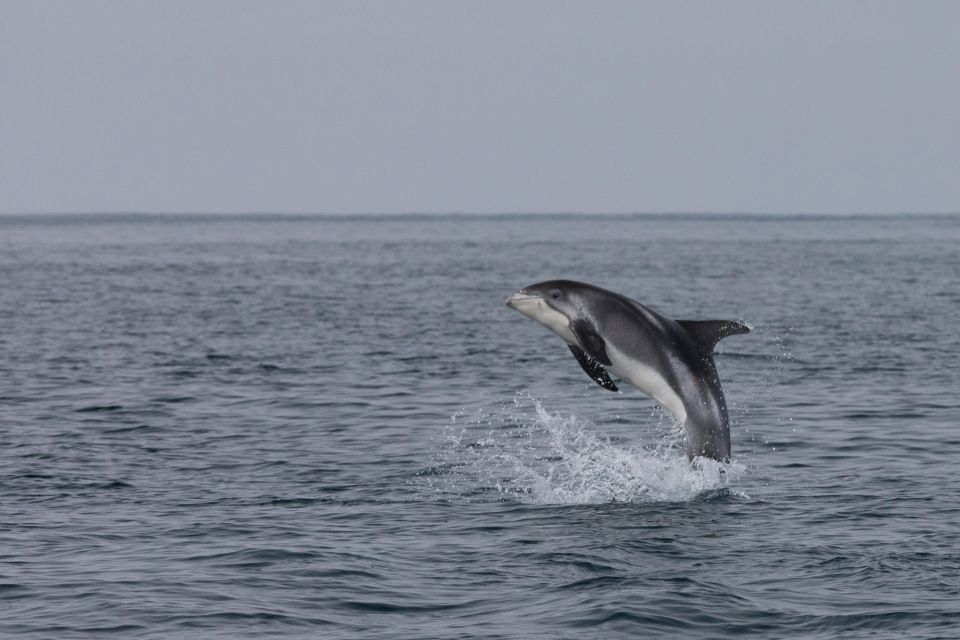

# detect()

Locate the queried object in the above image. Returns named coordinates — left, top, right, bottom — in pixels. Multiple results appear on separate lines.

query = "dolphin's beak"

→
left=505, top=291, right=540, bottom=308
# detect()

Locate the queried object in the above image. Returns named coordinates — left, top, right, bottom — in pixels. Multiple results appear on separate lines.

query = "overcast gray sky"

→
left=1, top=1, right=958, bottom=214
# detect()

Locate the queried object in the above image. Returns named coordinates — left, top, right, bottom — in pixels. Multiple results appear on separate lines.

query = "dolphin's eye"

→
left=550, top=289, right=562, bottom=300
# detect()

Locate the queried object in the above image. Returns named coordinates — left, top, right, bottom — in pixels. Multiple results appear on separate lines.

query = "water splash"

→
left=419, top=392, right=747, bottom=504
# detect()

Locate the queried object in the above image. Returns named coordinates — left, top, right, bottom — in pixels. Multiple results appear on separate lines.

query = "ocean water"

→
left=1, top=213, right=958, bottom=639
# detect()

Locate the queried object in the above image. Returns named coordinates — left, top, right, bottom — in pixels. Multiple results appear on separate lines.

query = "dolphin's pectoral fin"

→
left=570, top=319, right=612, bottom=366
left=568, top=345, right=619, bottom=392
left=677, top=319, right=750, bottom=355
left=568, top=320, right=618, bottom=391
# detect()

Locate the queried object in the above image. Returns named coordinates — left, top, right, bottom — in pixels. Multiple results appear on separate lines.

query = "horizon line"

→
left=1, top=210, right=958, bottom=217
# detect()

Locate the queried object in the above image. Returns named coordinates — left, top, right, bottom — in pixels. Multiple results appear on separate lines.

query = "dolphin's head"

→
left=505, top=280, right=586, bottom=344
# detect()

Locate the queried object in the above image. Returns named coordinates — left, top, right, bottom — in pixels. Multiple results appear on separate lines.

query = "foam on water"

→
left=420, top=392, right=747, bottom=504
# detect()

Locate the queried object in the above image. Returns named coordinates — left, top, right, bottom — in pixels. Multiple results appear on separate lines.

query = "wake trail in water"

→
left=418, top=392, right=747, bottom=504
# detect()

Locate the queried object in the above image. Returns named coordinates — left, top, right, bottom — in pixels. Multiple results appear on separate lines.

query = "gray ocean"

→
left=1, top=213, right=958, bottom=639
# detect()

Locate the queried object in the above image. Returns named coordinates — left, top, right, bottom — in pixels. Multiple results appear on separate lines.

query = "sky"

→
left=1, top=1, right=958, bottom=214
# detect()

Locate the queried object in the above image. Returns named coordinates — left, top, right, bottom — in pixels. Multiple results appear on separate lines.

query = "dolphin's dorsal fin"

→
left=568, top=345, right=619, bottom=392
left=677, top=320, right=750, bottom=354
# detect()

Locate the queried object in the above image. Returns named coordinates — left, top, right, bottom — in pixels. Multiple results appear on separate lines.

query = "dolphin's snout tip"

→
left=505, top=291, right=536, bottom=308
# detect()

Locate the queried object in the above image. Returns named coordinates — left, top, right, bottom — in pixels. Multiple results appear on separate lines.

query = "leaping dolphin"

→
left=506, top=280, right=750, bottom=462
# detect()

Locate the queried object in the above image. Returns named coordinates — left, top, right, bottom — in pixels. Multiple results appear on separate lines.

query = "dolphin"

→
left=505, top=280, right=750, bottom=462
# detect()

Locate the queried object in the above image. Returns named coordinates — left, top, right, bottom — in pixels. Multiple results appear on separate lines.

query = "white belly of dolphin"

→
left=605, top=343, right=688, bottom=425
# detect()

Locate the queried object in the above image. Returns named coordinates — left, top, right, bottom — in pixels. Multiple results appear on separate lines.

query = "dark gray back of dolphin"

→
left=506, top=279, right=750, bottom=462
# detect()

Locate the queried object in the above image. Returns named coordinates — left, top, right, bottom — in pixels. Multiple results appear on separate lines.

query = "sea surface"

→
left=1, top=213, right=958, bottom=639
